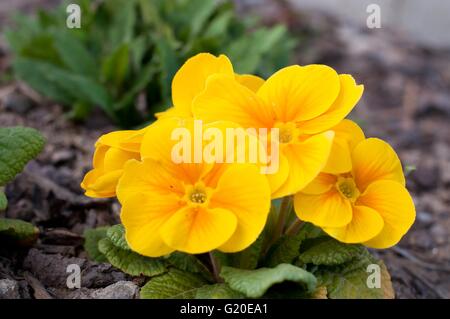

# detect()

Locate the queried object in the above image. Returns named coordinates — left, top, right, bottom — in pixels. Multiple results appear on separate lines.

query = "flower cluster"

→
left=82, top=53, right=415, bottom=256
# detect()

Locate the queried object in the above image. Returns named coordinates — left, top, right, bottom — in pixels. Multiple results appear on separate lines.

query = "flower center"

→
left=190, top=191, right=207, bottom=204
left=336, top=177, right=360, bottom=202
left=275, top=122, right=298, bottom=144
left=186, top=182, right=209, bottom=206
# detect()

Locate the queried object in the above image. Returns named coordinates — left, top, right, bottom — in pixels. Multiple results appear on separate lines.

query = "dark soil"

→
left=1, top=0, right=449, bottom=299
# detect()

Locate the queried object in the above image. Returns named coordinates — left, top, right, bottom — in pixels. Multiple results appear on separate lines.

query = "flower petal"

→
left=294, top=189, right=353, bottom=228
left=352, top=138, right=405, bottom=191
left=210, top=164, right=271, bottom=252
left=322, top=120, right=365, bottom=174
left=103, top=147, right=140, bottom=171
left=301, top=173, right=336, bottom=195
left=324, top=205, right=384, bottom=243
left=266, top=152, right=289, bottom=198
left=81, top=169, right=123, bottom=198
left=257, top=65, right=340, bottom=122
left=155, top=106, right=192, bottom=120
left=272, top=131, right=334, bottom=197
left=116, top=159, right=184, bottom=204
left=193, top=74, right=274, bottom=128
left=121, top=193, right=179, bottom=257
left=97, top=129, right=146, bottom=153
left=322, top=135, right=352, bottom=174
left=160, top=206, right=237, bottom=254
left=140, top=118, right=212, bottom=185
left=235, top=74, right=265, bottom=92
left=172, top=53, right=234, bottom=115
left=298, top=74, right=364, bottom=134
left=357, top=180, right=416, bottom=249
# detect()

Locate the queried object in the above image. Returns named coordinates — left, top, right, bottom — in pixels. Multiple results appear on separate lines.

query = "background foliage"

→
left=7, top=0, right=296, bottom=127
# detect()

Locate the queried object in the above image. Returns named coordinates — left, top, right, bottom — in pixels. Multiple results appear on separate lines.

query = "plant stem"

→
left=285, top=218, right=303, bottom=236
left=276, top=196, right=292, bottom=237
left=263, top=196, right=292, bottom=254
left=208, top=252, right=223, bottom=283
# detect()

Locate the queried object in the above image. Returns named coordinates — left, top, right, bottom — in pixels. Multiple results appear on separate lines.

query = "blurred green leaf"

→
left=101, top=43, right=130, bottom=94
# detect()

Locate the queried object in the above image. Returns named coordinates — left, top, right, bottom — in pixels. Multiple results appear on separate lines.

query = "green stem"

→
left=263, top=196, right=292, bottom=254
left=275, top=196, right=292, bottom=238
left=208, top=252, right=223, bottom=283
left=285, top=218, right=303, bottom=236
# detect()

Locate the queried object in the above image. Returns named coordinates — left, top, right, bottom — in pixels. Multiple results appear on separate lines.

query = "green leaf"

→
left=264, top=232, right=305, bottom=268
left=101, top=43, right=130, bottom=93
left=83, top=226, right=109, bottom=262
left=0, top=218, right=39, bottom=243
left=195, top=284, right=244, bottom=299
left=113, top=61, right=157, bottom=111
left=185, top=0, right=217, bottom=39
left=165, top=252, right=213, bottom=282
left=224, top=233, right=265, bottom=270
left=106, top=224, right=130, bottom=250
left=0, top=127, right=45, bottom=186
left=220, top=263, right=317, bottom=298
left=53, top=31, right=97, bottom=77
left=155, top=35, right=179, bottom=105
left=297, top=238, right=365, bottom=266
left=140, top=268, right=207, bottom=299
left=13, top=58, right=114, bottom=117
left=315, top=250, right=393, bottom=299
left=0, top=191, right=7, bottom=210
left=107, top=0, right=136, bottom=47
left=98, top=238, right=166, bottom=277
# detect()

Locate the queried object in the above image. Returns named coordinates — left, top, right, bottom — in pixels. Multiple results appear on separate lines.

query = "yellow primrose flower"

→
left=81, top=128, right=147, bottom=198
left=116, top=118, right=271, bottom=257
left=294, top=123, right=415, bottom=248
left=193, top=63, right=364, bottom=198
left=155, top=53, right=264, bottom=119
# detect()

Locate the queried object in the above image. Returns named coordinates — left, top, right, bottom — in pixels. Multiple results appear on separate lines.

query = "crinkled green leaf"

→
left=297, top=238, right=365, bottom=266
left=315, top=250, right=393, bottom=299
left=106, top=224, right=130, bottom=250
left=264, top=232, right=305, bottom=268
left=165, top=252, right=213, bottom=282
left=195, top=284, right=244, bottom=299
left=0, top=218, right=39, bottom=243
left=98, top=238, right=166, bottom=277
left=220, top=263, right=317, bottom=298
left=83, top=226, right=109, bottom=262
left=0, top=191, right=7, bottom=210
left=0, top=127, right=45, bottom=186
left=140, top=268, right=207, bottom=299
left=215, top=233, right=265, bottom=270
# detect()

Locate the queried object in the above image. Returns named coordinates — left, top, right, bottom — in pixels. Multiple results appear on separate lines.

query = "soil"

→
left=0, top=0, right=449, bottom=299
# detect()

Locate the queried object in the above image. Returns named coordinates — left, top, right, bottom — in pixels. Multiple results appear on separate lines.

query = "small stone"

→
left=0, top=279, right=21, bottom=299
left=51, top=150, right=74, bottom=165
left=3, top=93, right=34, bottom=114
left=90, top=281, right=139, bottom=299
left=411, top=164, right=440, bottom=190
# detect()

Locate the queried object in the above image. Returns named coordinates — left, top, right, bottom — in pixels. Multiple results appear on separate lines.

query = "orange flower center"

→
left=336, top=176, right=360, bottom=202
left=275, top=122, right=298, bottom=144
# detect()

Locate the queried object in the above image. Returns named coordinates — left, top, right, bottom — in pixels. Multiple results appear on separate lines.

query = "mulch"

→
left=0, top=1, right=449, bottom=299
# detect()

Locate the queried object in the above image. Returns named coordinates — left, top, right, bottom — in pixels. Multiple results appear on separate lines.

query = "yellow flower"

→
left=116, top=118, right=271, bottom=257
left=294, top=122, right=415, bottom=248
left=81, top=128, right=147, bottom=198
left=155, top=53, right=264, bottom=119
left=193, top=63, right=364, bottom=198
